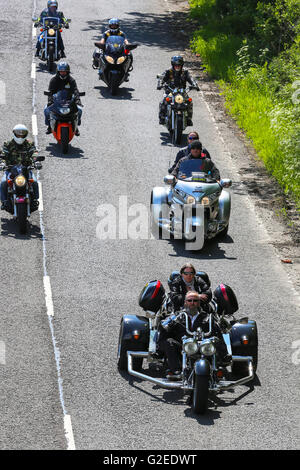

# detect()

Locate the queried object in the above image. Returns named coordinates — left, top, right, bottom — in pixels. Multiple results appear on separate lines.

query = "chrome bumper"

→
left=127, top=351, right=255, bottom=391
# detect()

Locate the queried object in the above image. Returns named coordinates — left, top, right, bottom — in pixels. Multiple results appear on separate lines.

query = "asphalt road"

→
left=0, top=0, right=299, bottom=450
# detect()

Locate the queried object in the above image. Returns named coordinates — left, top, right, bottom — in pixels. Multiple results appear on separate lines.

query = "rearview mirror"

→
left=36, top=156, right=45, bottom=162
left=32, top=17, right=38, bottom=22
left=79, top=92, right=86, bottom=97
left=94, top=42, right=104, bottom=50
left=164, top=175, right=176, bottom=185
left=44, top=91, right=51, bottom=96
left=220, top=178, right=232, bottom=188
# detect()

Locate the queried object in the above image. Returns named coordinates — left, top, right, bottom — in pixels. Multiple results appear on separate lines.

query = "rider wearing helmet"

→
left=35, top=1, right=69, bottom=58
left=157, top=56, right=199, bottom=125
left=168, top=131, right=211, bottom=174
left=171, top=140, right=220, bottom=180
left=44, top=62, right=83, bottom=135
left=92, top=18, right=133, bottom=81
left=0, top=125, right=39, bottom=211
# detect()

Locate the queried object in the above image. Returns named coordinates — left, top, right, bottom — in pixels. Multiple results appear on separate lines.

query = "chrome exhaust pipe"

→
left=127, top=351, right=183, bottom=389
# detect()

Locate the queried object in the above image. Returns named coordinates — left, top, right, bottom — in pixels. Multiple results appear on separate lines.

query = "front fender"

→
left=194, top=358, right=211, bottom=376
left=120, top=315, right=149, bottom=350
left=218, top=189, right=231, bottom=223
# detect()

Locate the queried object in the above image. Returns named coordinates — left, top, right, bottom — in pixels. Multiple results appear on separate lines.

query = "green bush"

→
left=189, top=0, right=300, bottom=209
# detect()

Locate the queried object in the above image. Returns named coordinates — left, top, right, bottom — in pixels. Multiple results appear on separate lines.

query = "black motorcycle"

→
left=33, top=16, right=71, bottom=71
left=93, top=36, right=138, bottom=95
left=157, top=79, right=197, bottom=144
left=0, top=156, right=45, bottom=234
left=44, top=90, right=85, bottom=154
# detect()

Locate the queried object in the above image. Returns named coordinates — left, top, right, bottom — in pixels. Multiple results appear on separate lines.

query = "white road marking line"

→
left=31, top=0, right=76, bottom=448
left=32, top=24, right=37, bottom=38
left=38, top=181, right=43, bottom=212
left=43, top=276, right=54, bottom=317
left=0, top=341, right=6, bottom=365
left=64, top=415, right=76, bottom=450
left=32, top=114, right=38, bottom=136
left=31, top=62, right=36, bottom=80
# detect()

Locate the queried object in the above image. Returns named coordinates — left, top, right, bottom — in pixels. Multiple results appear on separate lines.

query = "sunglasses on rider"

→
left=186, top=298, right=199, bottom=303
left=188, top=135, right=198, bottom=140
left=182, top=271, right=194, bottom=275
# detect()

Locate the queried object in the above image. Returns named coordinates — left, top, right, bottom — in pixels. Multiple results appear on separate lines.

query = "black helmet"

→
left=190, top=140, right=202, bottom=151
left=108, top=18, right=120, bottom=34
left=171, top=55, right=184, bottom=69
left=139, top=280, right=165, bottom=313
left=57, top=61, right=70, bottom=80
left=213, top=284, right=238, bottom=315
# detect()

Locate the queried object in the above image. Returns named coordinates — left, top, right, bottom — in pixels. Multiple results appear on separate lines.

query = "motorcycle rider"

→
left=35, top=1, right=69, bottom=58
left=171, top=139, right=220, bottom=180
left=0, top=125, right=39, bottom=212
left=158, top=291, right=230, bottom=379
left=168, top=263, right=212, bottom=312
left=168, top=131, right=211, bottom=174
left=157, top=56, right=199, bottom=126
left=93, top=18, right=133, bottom=81
left=44, top=62, right=83, bottom=135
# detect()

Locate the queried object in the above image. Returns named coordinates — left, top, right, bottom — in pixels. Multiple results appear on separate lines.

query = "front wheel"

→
left=47, top=46, right=54, bottom=71
left=173, top=114, right=183, bottom=145
left=192, top=374, right=209, bottom=414
left=17, top=203, right=28, bottom=234
left=61, top=126, right=69, bottom=154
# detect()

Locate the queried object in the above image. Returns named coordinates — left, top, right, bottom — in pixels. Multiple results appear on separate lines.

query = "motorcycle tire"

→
left=61, top=127, right=69, bottom=154
left=192, top=374, right=209, bottom=414
left=17, top=204, right=27, bottom=235
left=173, top=114, right=183, bottom=145
left=232, top=347, right=258, bottom=378
left=117, top=321, right=143, bottom=372
left=47, top=46, right=54, bottom=72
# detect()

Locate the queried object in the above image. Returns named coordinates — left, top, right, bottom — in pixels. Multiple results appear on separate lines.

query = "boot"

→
left=46, top=126, right=52, bottom=134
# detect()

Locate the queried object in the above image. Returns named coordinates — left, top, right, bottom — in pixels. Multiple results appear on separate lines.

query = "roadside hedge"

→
left=189, top=0, right=300, bottom=209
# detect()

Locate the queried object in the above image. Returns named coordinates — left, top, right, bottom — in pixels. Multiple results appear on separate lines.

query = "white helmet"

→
left=13, top=124, right=29, bottom=145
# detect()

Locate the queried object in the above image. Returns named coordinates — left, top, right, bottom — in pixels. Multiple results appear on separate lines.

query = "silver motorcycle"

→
left=151, top=159, right=232, bottom=250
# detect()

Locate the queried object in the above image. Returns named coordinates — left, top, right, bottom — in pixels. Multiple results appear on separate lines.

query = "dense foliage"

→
left=189, top=0, right=300, bottom=208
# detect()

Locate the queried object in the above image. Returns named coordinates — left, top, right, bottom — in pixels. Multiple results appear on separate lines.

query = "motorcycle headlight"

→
left=15, top=175, right=26, bottom=187
left=105, top=55, right=115, bottom=64
left=200, top=340, right=216, bottom=356
left=183, top=338, right=198, bottom=355
left=201, top=196, right=210, bottom=206
left=117, top=56, right=125, bottom=64
left=59, top=107, right=71, bottom=115
left=175, top=94, right=184, bottom=104
left=48, top=28, right=55, bottom=36
left=185, top=195, right=195, bottom=204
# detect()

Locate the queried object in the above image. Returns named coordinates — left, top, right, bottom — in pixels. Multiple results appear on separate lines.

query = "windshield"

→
left=42, top=17, right=60, bottom=25
left=105, top=35, right=125, bottom=55
left=177, top=159, right=216, bottom=182
left=53, top=90, right=72, bottom=104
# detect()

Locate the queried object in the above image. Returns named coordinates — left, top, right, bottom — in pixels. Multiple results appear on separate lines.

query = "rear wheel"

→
left=17, top=204, right=27, bottom=234
left=232, top=348, right=258, bottom=377
left=117, top=321, right=143, bottom=371
left=61, top=127, right=69, bottom=154
left=192, top=374, right=209, bottom=414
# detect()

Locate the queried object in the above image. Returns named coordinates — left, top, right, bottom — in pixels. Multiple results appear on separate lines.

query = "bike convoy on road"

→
left=0, top=1, right=258, bottom=415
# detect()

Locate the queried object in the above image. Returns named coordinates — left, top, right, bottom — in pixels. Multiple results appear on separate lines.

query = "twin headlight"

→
left=175, top=94, right=184, bottom=104
left=105, top=56, right=126, bottom=64
left=48, top=28, right=55, bottom=36
left=59, top=107, right=71, bottom=115
left=183, top=338, right=216, bottom=356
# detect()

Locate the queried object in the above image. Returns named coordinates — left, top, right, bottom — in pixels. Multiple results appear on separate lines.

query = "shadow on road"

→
left=83, top=11, right=187, bottom=51
left=1, top=217, right=42, bottom=239
left=45, top=142, right=86, bottom=159
left=93, top=85, right=139, bottom=101
left=166, top=235, right=236, bottom=261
